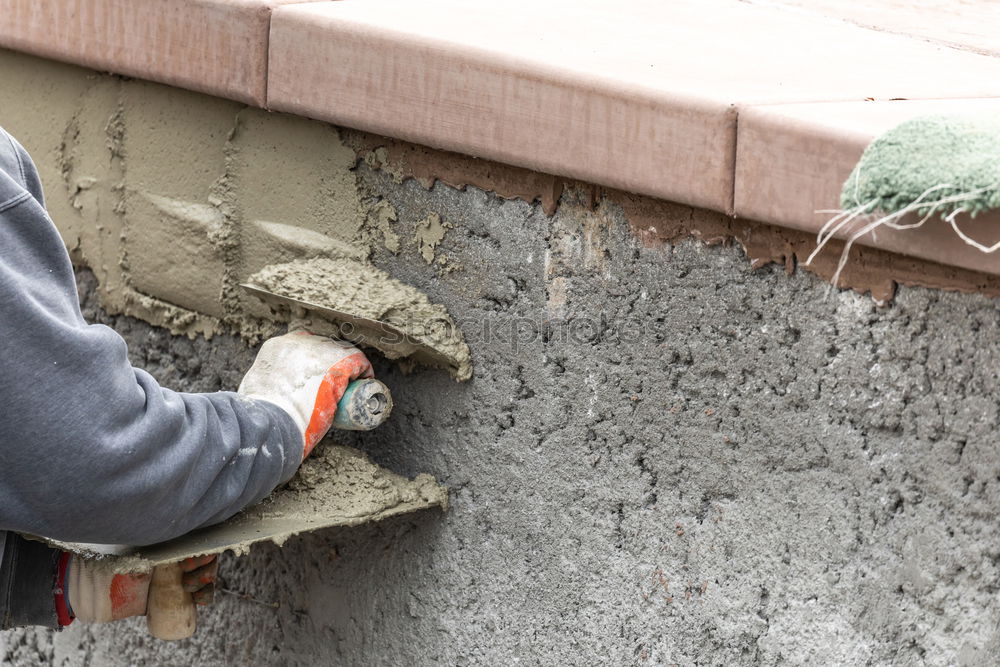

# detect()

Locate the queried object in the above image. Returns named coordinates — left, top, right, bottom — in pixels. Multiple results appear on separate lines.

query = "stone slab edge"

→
left=3, top=0, right=1000, bottom=274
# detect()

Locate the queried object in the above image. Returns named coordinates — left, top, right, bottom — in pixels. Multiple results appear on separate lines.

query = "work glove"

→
left=238, top=331, right=373, bottom=458
left=65, top=555, right=218, bottom=623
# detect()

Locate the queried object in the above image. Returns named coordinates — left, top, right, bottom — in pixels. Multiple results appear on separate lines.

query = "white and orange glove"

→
left=62, top=555, right=218, bottom=624
left=238, top=331, right=373, bottom=458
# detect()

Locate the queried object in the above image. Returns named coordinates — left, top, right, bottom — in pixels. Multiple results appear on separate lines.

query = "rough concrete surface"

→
left=2, top=50, right=1000, bottom=666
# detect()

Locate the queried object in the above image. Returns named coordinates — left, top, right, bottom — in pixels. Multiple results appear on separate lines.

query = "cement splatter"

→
left=415, top=212, right=448, bottom=264
left=370, top=200, right=401, bottom=254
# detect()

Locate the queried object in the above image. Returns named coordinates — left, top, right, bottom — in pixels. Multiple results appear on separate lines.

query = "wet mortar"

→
left=247, top=257, right=472, bottom=381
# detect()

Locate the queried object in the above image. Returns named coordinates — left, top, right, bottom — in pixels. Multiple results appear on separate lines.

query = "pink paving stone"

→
left=735, top=99, right=1000, bottom=277
left=0, top=0, right=326, bottom=106
left=748, top=0, right=1000, bottom=59
left=268, top=0, right=1000, bottom=215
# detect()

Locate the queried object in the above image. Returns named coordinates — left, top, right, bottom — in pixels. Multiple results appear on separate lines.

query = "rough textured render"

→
left=6, top=50, right=1000, bottom=666
left=0, top=0, right=326, bottom=105
left=735, top=99, right=1000, bottom=277
left=268, top=0, right=1000, bottom=216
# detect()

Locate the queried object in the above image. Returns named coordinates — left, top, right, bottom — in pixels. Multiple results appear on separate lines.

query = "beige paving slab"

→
left=736, top=99, right=1000, bottom=277
left=746, top=0, right=1000, bottom=58
left=269, top=0, right=1000, bottom=214
left=0, top=0, right=325, bottom=106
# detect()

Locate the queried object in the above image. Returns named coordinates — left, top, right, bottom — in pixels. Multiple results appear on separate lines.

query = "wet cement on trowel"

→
left=249, top=257, right=473, bottom=381
left=279, top=444, right=444, bottom=520
left=53, top=445, right=447, bottom=574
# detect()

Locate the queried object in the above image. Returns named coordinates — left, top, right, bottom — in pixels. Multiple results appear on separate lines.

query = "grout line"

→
left=261, top=7, right=272, bottom=110
left=728, top=104, right=740, bottom=218
left=262, top=2, right=341, bottom=111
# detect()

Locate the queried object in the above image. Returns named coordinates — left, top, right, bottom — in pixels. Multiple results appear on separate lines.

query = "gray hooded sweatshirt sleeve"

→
left=0, top=126, right=303, bottom=548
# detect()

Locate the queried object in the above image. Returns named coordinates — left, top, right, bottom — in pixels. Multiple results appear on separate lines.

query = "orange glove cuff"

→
left=303, top=352, right=373, bottom=457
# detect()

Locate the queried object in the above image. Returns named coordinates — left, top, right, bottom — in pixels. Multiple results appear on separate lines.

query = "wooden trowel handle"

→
left=146, top=562, right=197, bottom=640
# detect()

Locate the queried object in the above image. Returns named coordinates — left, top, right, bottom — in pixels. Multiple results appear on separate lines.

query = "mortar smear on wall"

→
left=0, top=50, right=471, bottom=378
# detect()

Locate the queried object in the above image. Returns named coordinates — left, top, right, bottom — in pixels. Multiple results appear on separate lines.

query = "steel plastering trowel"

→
left=69, top=446, right=447, bottom=640
left=240, top=283, right=465, bottom=376
left=141, top=281, right=419, bottom=638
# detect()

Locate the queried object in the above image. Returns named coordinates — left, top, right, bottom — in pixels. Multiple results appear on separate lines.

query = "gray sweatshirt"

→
left=0, top=126, right=303, bottom=550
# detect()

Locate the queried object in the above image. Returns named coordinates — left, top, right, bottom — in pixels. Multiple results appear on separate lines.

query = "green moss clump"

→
left=842, top=114, right=1000, bottom=218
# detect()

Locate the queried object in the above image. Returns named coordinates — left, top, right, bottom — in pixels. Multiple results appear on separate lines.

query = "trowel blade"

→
left=241, top=282, right=424, bottom=356
left=41, top=447, right=447, bottom=573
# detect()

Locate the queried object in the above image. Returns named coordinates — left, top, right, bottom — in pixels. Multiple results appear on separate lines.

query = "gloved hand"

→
left=65, top=555, right=218, bottom=623
left=238, top=331, right=373, bottom=458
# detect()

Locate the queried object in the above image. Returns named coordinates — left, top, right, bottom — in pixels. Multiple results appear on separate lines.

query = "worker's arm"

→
left=0, top=202, right=300, bottom=546
left=0, top=128, right=368, bottom=547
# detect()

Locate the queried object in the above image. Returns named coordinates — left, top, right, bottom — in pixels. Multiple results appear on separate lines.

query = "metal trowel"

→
left=240, top=281, right=464, bottom=376
left=145, top=281, right=434, bottom=638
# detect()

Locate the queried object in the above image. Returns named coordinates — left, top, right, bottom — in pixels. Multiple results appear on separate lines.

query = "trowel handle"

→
left=146, top=562, right=197, bottom=641
left=333, top=379, right=393, bottom=430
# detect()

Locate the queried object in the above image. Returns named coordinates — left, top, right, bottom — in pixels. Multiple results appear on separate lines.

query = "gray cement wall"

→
left=3, top=50, right=1000, bottom=666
